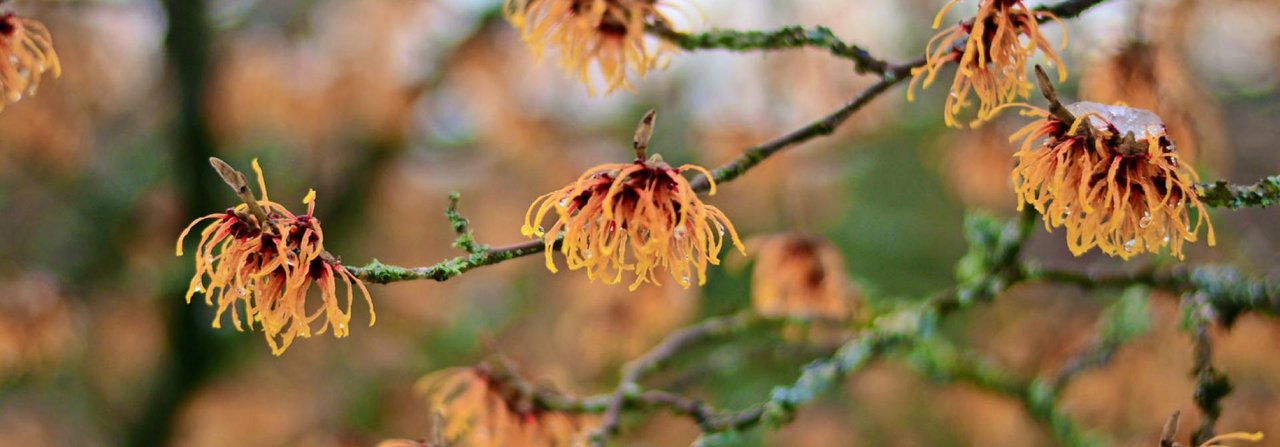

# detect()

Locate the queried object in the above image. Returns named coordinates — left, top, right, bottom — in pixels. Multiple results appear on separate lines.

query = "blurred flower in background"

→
left=0, top=273, right=77, bottom=380
left=938, top=117, right=1019, bottom=211
left=749, top=234, right=856, bottom=322
left=413, top=365, right=592, bottom=446
left=1079, top=0, right=1228, bottom=174
left=0, top=7, right=160, bottom=173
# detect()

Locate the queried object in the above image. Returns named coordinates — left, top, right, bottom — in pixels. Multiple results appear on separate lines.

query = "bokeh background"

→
left=0, top=0, right=1279, bottom=445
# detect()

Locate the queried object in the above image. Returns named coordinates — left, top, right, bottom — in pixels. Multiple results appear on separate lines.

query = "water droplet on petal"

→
left=193, top=286, right=204, bottom=293
left=1124, top=239, right=1137, bottom=252
left=538, top=226, right=546, bottom=233
left=1139, top=212, right=1152, bottom=228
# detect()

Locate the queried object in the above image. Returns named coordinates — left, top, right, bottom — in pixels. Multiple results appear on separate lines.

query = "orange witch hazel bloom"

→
left=415, top=366, right=591, bottom=447
left=523, top=111, right=745, bottom=290
left=908, top=0, right=1066, bottom=128
left=1008, top=78, right=1214, bottom=260
left=503, top=0, right=689, bottom=95
left=176, top=158, right=374, bottom=355
left=0, top=12, right=60, bottom=112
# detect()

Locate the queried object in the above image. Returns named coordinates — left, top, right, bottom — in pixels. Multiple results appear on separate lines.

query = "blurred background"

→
left=0, top=0, right=1278, bottom=445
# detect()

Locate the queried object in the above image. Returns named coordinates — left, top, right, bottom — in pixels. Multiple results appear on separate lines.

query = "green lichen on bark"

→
left=446, top=192, right=488, bottom=254
left=1199, top=176, right=1280, bottom=209
left=656, top=25, right=887, bottom=74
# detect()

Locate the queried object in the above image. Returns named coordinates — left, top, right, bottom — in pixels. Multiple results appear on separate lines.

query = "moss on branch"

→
left=906, top=338, right=1104, bottom=447
left=653, top=25, right=888, bottom=74
left=1199, top=176, right=1280, bottom=209
left=349, top=240, right=545, bottom=284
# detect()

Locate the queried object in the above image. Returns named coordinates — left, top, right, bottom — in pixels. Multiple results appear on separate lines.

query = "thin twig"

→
left=687, top=59, right=924, bottom=193
left=1187, top=293, right=1233, bottom=445
left=1038, top=0, right=1111, bottom=18
left=648, top=0, right=1107, bottom=74
left=1161, top=410, right=1183, bottom=447
left=588, top=312, right=763, bottom=445
left=651, top=24, right=889, bottom=75
left=1025, top=265, right=1280, bottom=326
left=446, top=193, right=488, bottom=255
left=905, top=338, right=1100, bottom=446
left=349, top=239, right=546, bottom=284
left=1052, top=287, right=1151, bottom=391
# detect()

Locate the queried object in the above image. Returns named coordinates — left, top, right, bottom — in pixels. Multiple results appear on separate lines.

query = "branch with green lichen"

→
left=583, top=210, right=1041, bottom=444
left=463, top=205, right=1267, bottom=444
left=348, top=240, right=545, bottom=284
left=651, top=24, right=889, bottom=75
left=687, top=60, right=923, bottom=192
left=560, top=202, right=1260, bottom=444
left=1026, top=265, right=1280, bottom=444
left=469, top=354, right=771, bottom=433
left=1185, top=292, right=1233, bottom=445
left=588, top=311, right=775, bottom=445
left=1052, top=286, right=1152, bottom=391
left=905, top=337, right=1104, bottom=447
left=649, top=0, right=1108, bottom=75
left=445, top=192, right=488, bottom=254
left=1024, top=265, right=1280, bottom=327
left=455, top=312, right=784, bottom=435
left=1199, top=176, right=1280, bottom=209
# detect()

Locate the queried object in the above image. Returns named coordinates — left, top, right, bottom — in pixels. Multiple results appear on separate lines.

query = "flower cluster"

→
left=414, top=367, right=589, bottom=447
left=1011, top=101, right=1214, bottom=259
left=503, top=0, right=687, bottom=94
left=909, top=0, right=1066, bottom=128
left=0, top=12, right=60, bottom=112
left=523, top=153, right=743, bottom=290
left=176, top=159, right=374, bottom=355
left=0, top=274, right=75, bottom=378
